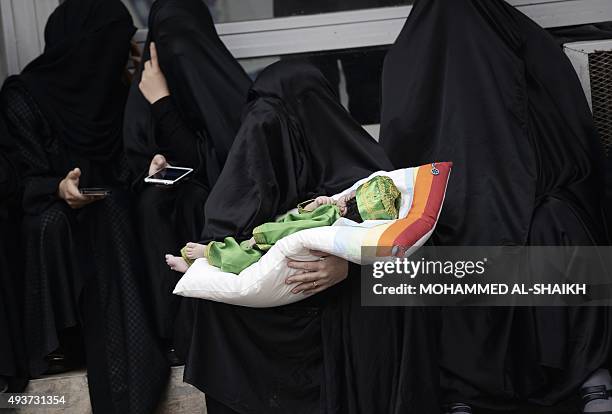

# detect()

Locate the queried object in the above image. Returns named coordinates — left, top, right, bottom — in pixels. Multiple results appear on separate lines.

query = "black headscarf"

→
left=380, top=0, right=605, bottom=246
left=250, top=61, right=392, bottom=194
left=15, top=0, right=135, bottom=161
left=201, top=60, right=393, bottom=242
left=550, top=21, right=612, bottom=45
left=123, top=0, right=251, bottom=179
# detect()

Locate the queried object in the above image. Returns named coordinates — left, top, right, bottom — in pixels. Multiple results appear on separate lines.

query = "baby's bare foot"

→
left=165, top=254, right=189, bottom=273
left=184, top=242, right=206, bottom=260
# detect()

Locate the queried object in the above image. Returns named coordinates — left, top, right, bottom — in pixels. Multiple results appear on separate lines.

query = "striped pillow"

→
left=379, top=162, right=452, bottom=257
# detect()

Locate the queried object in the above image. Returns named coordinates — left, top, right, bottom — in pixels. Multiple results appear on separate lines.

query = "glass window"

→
left=122, top=0, right=413, bottom=28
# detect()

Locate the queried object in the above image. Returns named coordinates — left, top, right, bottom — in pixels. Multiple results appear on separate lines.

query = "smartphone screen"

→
left=149, top=167, right=190, bottom=181
left=145, top=167, right=193, bottom=185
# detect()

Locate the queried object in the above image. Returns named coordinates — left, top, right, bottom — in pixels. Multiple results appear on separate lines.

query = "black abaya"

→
left=178, top=60, right=440, bottom=414
left=123, top=0, right=251, bottom=340
left=380, top=0, right=609, bottom=409
left=0, top=119, right=28, bottom=392
left=2, top=78, right=168, bottom=414
left=0, top=1, right=168, bottom=412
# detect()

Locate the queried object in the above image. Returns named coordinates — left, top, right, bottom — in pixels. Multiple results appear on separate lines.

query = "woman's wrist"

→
left=148, top=92, right=170, bottom=105
left=150, top=95, right=174, bottom=116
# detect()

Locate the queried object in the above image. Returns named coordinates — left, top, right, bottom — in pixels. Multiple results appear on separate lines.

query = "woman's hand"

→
left=148, top=154, right=168, bottom=176
left=57, top=168, right=103, bottom=209
left=124, top=40, right=143, bottom=84
left=286, top=250, right=349, bottom=295
left=139, top=43, right=170, bottom=104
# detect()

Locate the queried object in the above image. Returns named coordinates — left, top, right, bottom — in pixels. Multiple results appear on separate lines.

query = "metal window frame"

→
left=132, top=1, right=612, bottom=59
left=3, top=0, right=612, bottom=73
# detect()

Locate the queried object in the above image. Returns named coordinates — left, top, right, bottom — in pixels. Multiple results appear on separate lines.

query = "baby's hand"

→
left=336, top=191, right=356, bottom=216
left=303, top=196, right=335, bottom=212
left=314, top=196, right=334, bottom=206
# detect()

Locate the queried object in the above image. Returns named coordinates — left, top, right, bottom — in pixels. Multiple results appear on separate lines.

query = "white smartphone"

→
left=144, top=166, right=194, bottom=186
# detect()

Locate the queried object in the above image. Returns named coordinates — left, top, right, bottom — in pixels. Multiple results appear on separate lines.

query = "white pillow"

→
left=174, top=163, right=452, bottom=308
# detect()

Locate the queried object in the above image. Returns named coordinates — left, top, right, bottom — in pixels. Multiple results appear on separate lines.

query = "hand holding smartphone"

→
left=59, top=168, right=109, bottom=209
left=145, top=166, right=193, bottom=185
left=79, top=188, right=112, bottom=196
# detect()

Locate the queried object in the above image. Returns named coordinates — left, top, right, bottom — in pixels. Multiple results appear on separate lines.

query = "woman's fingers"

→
left=153, top=155, right=167, bottom=168
left=148, top=154, right=168, bottom=176
left=150, top=42, right=159, bottom=69
left=65, top=180, right=85, bottom=200
left=138, top=50, right=170, bottom=104
left=286, top=271, right=322, bottom=285
left=292, top=280, right=328, bottom=294
left=287, top=260, right=322, bottom=273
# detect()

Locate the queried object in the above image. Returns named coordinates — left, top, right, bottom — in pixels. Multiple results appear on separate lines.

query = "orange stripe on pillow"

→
left=376, top=165, right=433, bottom=256
left=393, top=163, right=450, bottom=253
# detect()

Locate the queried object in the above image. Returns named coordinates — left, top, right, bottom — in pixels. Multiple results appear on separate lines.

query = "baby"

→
left=165, top=175, right=401, bottom=274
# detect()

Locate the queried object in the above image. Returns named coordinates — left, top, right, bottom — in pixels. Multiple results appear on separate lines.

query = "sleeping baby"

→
left=165, top=175, right=401, bottom=274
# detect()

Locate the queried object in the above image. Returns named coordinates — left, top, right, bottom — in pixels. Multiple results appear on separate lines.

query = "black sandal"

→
left=443, top=403, right=472, bottom=414
left=581, top=385, right=612, bottom=414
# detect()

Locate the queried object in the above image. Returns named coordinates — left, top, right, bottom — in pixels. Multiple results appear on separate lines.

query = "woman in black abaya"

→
left=0, top=119, right=28, bottom=393
left=0, top=0, right=168, bottom=412
left=380, top=0, right=611, bottom=412
left=136, top=3, right=440, bottom=411
left=123, top=0, right=251, bottom=346
left=172, top=61, right=439, bottom=414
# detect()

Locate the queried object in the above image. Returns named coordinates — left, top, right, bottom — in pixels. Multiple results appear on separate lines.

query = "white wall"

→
left=0, top=0, right=60, bottom=76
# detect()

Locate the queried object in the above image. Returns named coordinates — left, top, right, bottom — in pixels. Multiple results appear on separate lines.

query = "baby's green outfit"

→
left=181, top=175, right=400, bottom=274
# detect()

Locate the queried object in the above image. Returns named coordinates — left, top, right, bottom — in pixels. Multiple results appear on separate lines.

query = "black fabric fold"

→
left=550, top=22, right=612, bottom=45
left=0, top=118, right=28, bottom=392
left=150, top=96, right=201, bottom=168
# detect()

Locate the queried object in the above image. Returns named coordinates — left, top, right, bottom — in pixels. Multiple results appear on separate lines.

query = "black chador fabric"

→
left=550, top=22, right=612, bottom=45
left=0, top=119, right=28, bottom=392
left=123, top=0, right=251, bottom=341
left=380, top=0, right=610, bottom=409
left=178, top=60, right=440, bottom=414
left=0, top=0, right=168, bottom=412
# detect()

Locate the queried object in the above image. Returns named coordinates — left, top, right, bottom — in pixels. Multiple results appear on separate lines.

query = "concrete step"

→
left=10, top=366, right=207, bottom=413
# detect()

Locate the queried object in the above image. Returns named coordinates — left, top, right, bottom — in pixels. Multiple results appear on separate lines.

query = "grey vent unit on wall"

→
left=565, top=40, right=612, bottom=156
